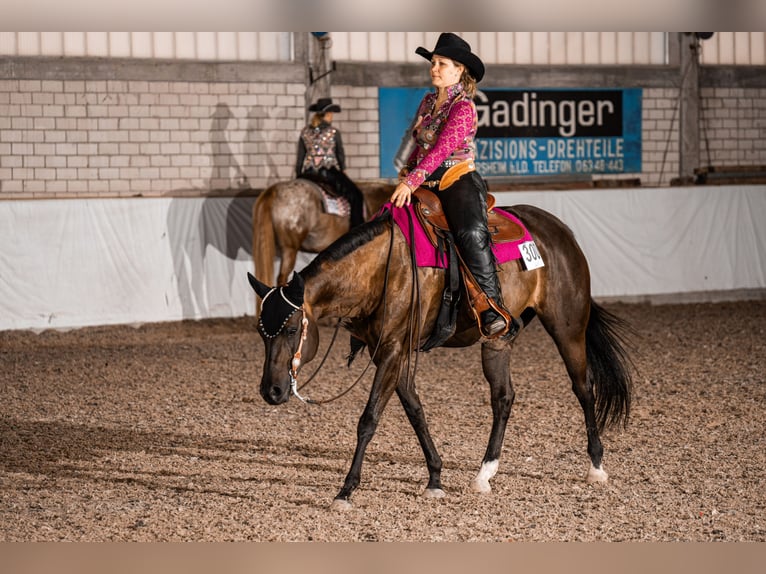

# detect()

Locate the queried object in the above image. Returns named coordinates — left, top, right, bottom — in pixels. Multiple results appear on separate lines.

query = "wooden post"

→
left=678, top=32, right=701, bottom=184
left=305, top=33, right=333, bottom=122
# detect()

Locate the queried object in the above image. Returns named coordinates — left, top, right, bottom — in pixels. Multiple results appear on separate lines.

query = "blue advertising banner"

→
left=378, top=87, right=642, bottom=179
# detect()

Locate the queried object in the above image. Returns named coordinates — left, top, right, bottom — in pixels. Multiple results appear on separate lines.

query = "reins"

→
left=293, top=319, right=341, bottom=389
left=403, top=205, right=422, bottom=390
left=287, top=215, right=398, bottom=405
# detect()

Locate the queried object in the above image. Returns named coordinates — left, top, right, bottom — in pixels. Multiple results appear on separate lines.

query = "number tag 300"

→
left=518, top=240, right=544, bottom=270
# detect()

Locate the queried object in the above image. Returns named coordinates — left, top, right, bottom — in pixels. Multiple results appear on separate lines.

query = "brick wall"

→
left=637, top=86, right=766, bottom=186
left=701, top=87, right=766, bottom=167
left=329, top=85, right=380, bottom=181
left=2, top=63, right=766, bottom=199
left=639, top=88, right=680, bottom=187
left=0, top=78, right=305, bottom=198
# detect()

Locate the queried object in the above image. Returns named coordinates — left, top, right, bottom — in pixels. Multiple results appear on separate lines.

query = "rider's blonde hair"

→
left=310, top=112, right=331, bottom=128
left=460, top=67, right=477, bottom=99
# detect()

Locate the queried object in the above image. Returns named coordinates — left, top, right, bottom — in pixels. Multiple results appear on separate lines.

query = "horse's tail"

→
left=586, top=300, right=635, bottom=431
left=252, top=189, right=276, bottom=316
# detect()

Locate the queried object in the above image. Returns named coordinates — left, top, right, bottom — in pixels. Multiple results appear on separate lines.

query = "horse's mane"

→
left=301, top=209, right=392, bottom=280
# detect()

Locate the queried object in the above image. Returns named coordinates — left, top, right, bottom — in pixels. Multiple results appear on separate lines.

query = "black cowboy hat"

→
left=416, top=32, right=485, bottom=83
left=308, top=97, right=341, bottom=113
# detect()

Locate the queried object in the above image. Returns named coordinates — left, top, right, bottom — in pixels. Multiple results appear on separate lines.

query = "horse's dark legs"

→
left=564, top=338, right=607, bottom=481
left=473, top=340, right=515, bottom=493
left=395, top=383, right=445, bottom=496
left=332, top=352, right=402, bottom=509
left=546, top=324, right=607, bottom=482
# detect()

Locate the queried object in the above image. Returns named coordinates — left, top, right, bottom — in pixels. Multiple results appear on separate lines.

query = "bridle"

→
left=260, top=211, right=420, bottom=405
left=288, top=306, right=311, bottom=402
left=259, top=214, right=406, bottom=405
left=258, top=286, right=312, bottom=402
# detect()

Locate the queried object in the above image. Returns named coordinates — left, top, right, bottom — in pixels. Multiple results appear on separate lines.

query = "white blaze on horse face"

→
left=471, top=459, right=499, bottom=493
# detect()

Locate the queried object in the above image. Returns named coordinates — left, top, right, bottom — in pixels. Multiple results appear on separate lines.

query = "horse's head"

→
left=247, top=271, right=318, bottom=405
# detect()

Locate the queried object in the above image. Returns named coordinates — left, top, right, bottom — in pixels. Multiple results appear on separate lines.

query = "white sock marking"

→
left=586, top=464, right=609, bottom=483
left=472, top=459, right=499, bottom=493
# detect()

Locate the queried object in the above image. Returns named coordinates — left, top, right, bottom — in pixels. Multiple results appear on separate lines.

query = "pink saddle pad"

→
left=385, top=203, right=534, bottom=269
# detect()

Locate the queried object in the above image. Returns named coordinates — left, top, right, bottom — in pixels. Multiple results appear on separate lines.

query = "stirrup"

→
left=480, top=309, right=520, bottom=340
left=502, top=316, right=521, bottom=340
left=480, top=310, right=507, bottom=337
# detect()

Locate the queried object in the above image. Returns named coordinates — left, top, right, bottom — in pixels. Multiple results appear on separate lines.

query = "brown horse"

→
left=251, top=178, right=394, bottom=292
left=247, top=203, right=633, bottom=510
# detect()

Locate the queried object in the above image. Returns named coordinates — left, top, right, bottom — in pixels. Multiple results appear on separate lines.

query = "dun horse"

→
left=248, top=204, right=633, bottom=509
left=251, top=178, right=394, bottom=291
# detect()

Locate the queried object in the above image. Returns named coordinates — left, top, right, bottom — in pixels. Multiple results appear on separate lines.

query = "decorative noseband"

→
left=258, top=285, right=311, bottom=403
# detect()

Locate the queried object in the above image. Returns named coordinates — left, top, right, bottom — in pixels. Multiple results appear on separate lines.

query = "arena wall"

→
left=1, top=184, right=765, bottom=331
left=1, top=57, right=765, bottom=198
left=1, top=36, right=765, bottom=330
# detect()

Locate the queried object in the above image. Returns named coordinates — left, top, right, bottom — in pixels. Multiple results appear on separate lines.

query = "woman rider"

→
left=296, top=97, right=365, bottom=228
left=389, top=33, right=519, bottom=339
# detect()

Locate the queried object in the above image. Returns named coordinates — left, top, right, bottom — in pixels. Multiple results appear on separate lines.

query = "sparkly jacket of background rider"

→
left=295, top=121, right=346, bottom=177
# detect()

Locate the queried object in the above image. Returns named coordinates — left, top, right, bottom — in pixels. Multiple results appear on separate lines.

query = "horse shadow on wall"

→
left=165, top=102, right=286, bottom=319
left=166, top=190, right=258, bottom=319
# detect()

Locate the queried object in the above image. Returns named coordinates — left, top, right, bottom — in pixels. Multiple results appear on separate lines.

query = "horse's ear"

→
left=284, top=272, right=305, bottom=305
left=247, top=272, right=272, bottom=299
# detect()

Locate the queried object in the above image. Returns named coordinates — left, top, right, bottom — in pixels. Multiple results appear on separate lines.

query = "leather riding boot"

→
left=455, top=225, right=518, bottom=337
left=439, top=173, right=520, bottom=339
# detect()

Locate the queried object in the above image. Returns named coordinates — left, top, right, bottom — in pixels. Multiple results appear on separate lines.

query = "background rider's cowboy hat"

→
left=308, top=97, right=341, bottom=113
left=416, top=32, right=485, bottom=83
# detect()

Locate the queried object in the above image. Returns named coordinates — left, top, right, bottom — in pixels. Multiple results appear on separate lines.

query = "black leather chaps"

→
left=436, top=171, right=503, bottom=304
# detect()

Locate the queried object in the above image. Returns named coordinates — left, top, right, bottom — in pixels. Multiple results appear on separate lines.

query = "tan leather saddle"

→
left=413, top=188, right=525, bottom=248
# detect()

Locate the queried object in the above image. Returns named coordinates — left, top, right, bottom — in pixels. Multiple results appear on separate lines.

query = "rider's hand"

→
left=390, top=181, right=413, bottom=208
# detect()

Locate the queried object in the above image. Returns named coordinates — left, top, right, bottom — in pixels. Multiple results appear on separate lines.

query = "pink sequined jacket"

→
left=402, top=83, right=477, bottom=190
